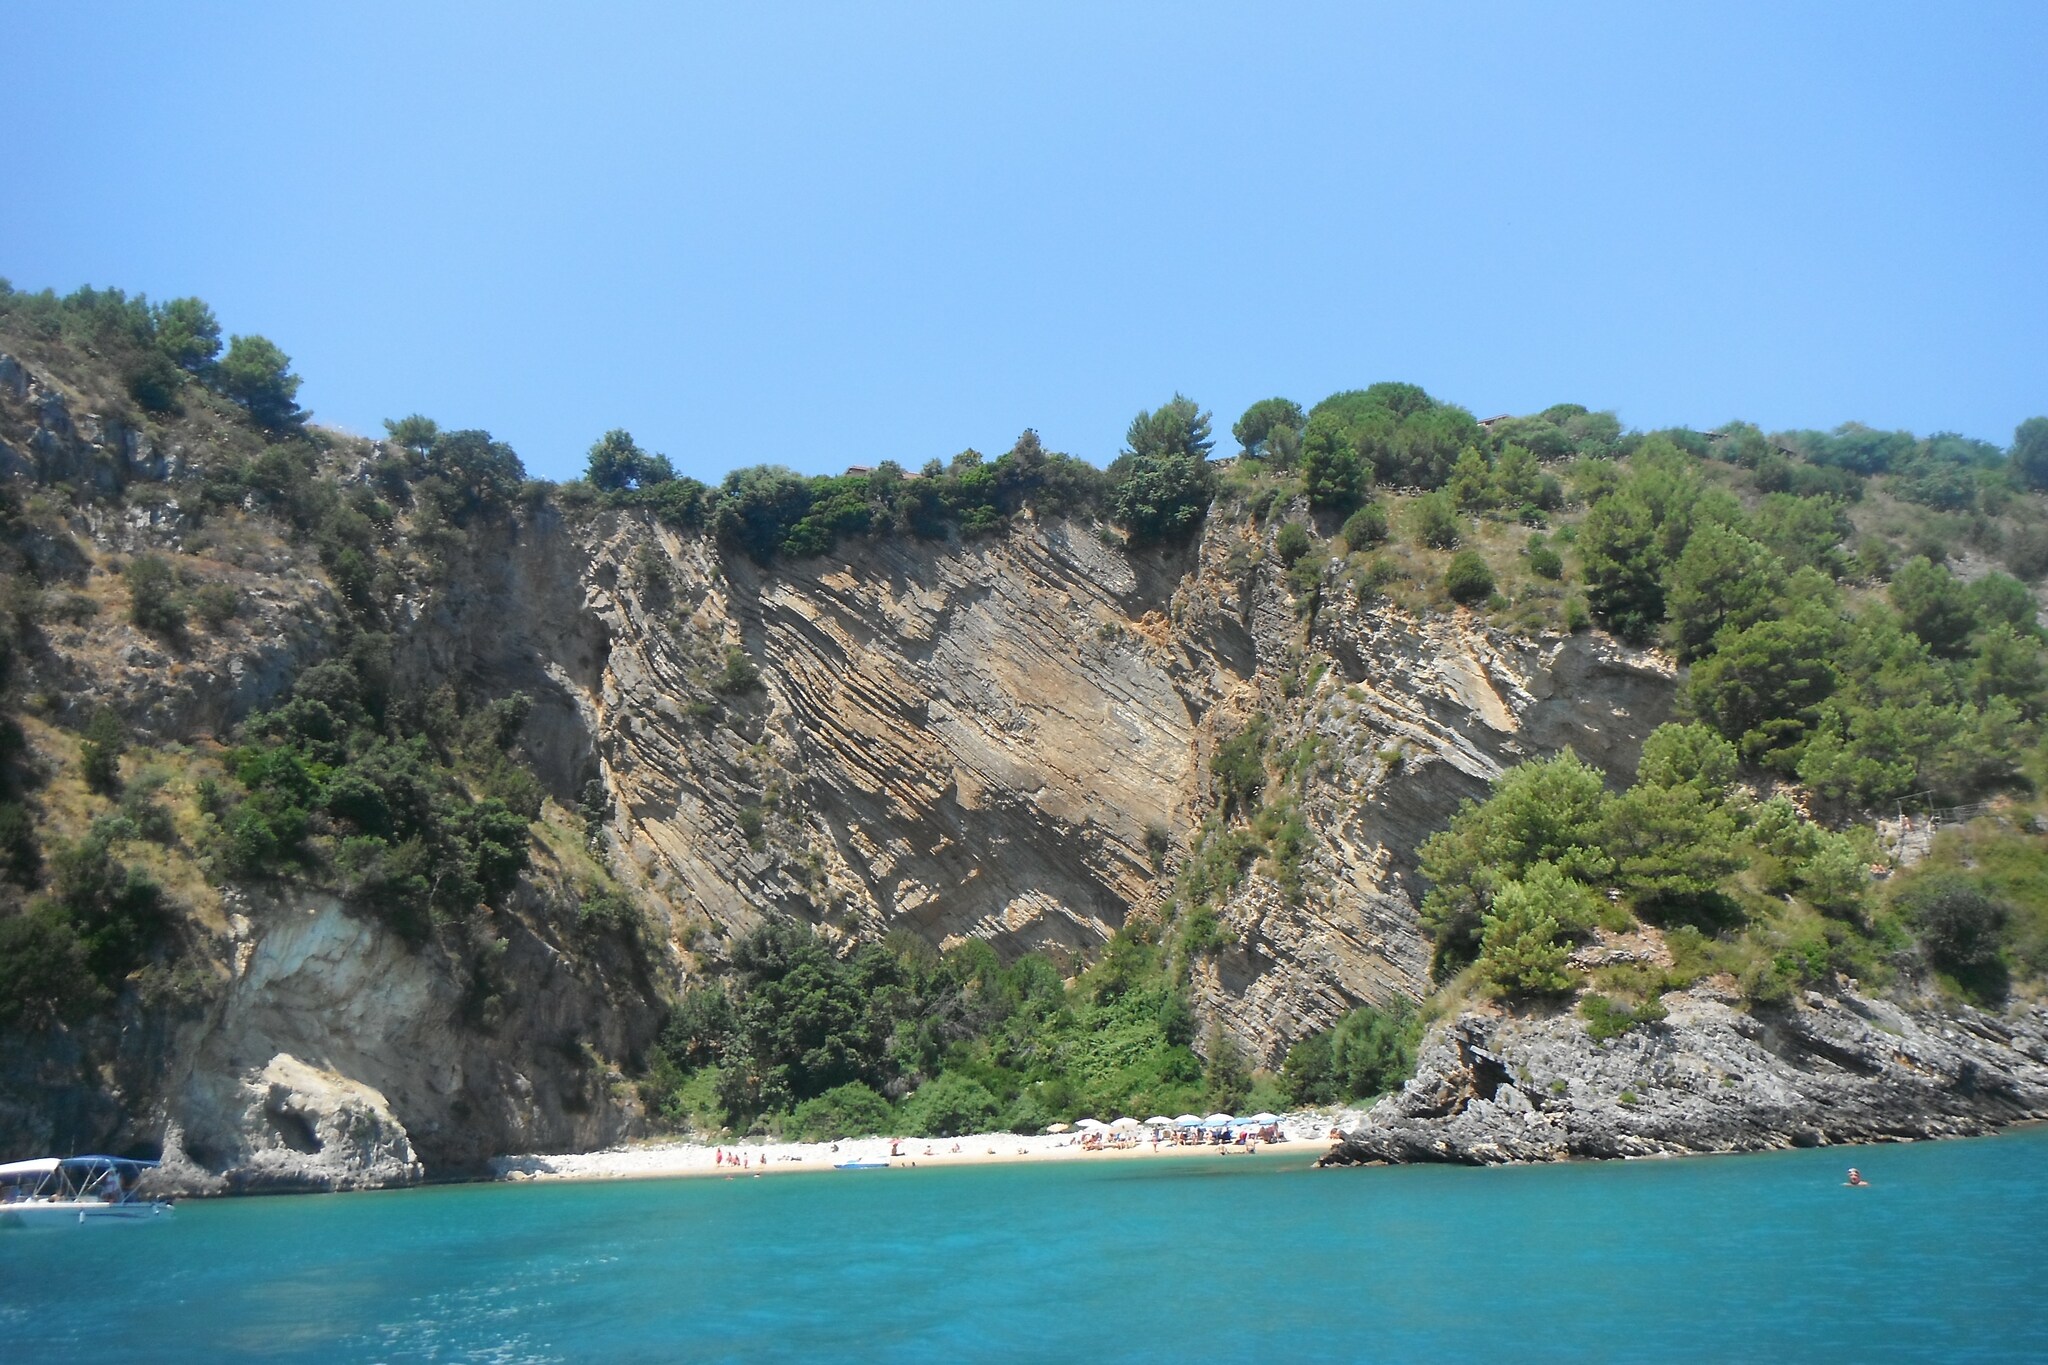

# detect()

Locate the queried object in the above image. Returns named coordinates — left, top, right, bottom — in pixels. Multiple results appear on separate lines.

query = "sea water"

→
left=3, top=1128, right=2044, bottom=1363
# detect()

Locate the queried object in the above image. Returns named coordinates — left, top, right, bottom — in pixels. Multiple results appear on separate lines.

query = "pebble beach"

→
left=491, top=1111, right=1368, bottom=1183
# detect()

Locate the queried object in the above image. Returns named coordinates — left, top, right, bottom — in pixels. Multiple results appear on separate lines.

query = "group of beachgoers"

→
left=1069, top=1117, right=1287, bottom=1152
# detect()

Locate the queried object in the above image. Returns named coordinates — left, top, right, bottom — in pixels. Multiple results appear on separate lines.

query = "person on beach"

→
left=1846, top=1168, right=1870, bottom=1186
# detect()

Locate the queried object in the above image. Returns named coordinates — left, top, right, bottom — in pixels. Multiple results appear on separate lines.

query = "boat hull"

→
left=1, top=1200, right=174, bottom=1227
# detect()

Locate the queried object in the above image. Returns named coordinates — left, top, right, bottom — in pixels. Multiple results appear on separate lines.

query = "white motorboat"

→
left=0, top=1156, right=174, bottom=1227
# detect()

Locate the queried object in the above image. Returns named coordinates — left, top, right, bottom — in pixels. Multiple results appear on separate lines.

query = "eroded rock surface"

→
left=1320, top=986, right=2048, bottom=1168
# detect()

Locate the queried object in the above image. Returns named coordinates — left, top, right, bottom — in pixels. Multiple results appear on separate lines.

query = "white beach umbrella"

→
left=1145, top=1116, right=1174, bottom=1127
left=1110, top=1117, right=1140, bottom=1129
left=1174, top=1114, right=1203, bottom=1126
left=1250, top=1112, right=1279, bottom=1124
left=1204, top=1113, right=1233, bottom=1125
left=1075, top=1118, right=1107, bottom=1130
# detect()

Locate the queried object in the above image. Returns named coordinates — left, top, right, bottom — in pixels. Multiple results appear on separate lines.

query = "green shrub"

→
left=124, top=555, right=185, bottom=635
left=191, top=582, right=241, bottom=630
left=1180, top=905, right=1232, bottom=955
left=0, top=904, right=103, bottom=1029
left=1579, top=992, right=1667, bottom=1041
left=1444, top=551, right=1494, bottom=605
left=1409, top=491, right=1462, bottom=550
left=42, top=831, right=169, bottom=986
left=1201, top=1027, right=1252, bottom=1111
left=1209, top=719, right=1269, bottom=816
left=715, top=648, right=762, bottom=696
left=902, top=1072, right=1002, bottom=1138
left=1280, top=1000, right=1421, bottom=1105
left=1339, top=502, right=1388, bottom=551
left=1892, top=872, right=2008, bottom=980
left=0, top=801, right=40, bottom=884
left=788, top=1082, right=896, bottom=1141
left=118, top=780, right=178, bottom=845
left=577, top=884, right=638, bottom=933
left=79, top=709, right=125, bottom=795
left=1274, top=521, right=1312, bottom=566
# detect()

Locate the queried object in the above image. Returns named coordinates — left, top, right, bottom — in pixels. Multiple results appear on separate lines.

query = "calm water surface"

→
left=3, top=1128, right=2044, bottom=1362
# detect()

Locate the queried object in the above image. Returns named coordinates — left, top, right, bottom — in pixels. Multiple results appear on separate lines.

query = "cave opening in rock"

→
left=266, top=1105, right=324, bottom=1155
left=1458, top=1040, right=1516, bottom=1112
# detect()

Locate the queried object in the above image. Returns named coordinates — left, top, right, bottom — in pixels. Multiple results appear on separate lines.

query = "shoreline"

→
left=489, top=1110, right=2048, bottom=1189
left=491, top=1115, right=1357, bottom=1185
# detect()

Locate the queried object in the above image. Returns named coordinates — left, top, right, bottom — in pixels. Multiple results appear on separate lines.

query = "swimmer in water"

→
left=1846, top=1167, right=1870, bottom=1186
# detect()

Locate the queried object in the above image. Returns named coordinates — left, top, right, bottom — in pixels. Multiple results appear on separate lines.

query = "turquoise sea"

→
left=4, top=1128, right=2045, bottom=1363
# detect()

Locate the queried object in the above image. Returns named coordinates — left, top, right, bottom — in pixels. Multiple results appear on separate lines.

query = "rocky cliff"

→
left=0, top=339, right=1682, bottom=1187
left=573, top=505, right=1675, bottom=1068
left=5, top=335, right=2041, bottom=1193
left=1320, top=978, right=2048, bottom=1167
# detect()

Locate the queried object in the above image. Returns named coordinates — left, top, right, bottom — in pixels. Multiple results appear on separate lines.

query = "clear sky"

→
left=4, top=3, right=2043, bottom=484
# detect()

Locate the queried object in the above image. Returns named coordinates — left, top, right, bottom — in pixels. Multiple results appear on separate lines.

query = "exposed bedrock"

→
left=579, top=509, right=1676, bottom=1067
left=1319, top=986, right=2048, bottom=1168
left=141, top=886, right=658, bottom=1195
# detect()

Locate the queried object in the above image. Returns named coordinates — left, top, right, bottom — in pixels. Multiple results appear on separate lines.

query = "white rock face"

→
left=158, top=1053, right=422, bottom=1194
left=145, top=890, right=648, bottom=1195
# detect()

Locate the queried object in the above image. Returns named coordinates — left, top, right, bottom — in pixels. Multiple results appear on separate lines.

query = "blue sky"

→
left=4, top=3, right=2043, bottom=483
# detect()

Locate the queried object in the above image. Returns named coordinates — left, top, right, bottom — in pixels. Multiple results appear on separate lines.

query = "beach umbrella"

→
left=1075, top=1118, right=1107, bottom=1130
left=1110, top=1117, right=1140, bottom=1129
left=1145, top=1116, right=1174, bottom=1127
left=1045, top=1123, right=1072, bottom=1133
left=1204, top=1113, right=1233, bottom=1125
left=1250, top=1112, right=1279, bottom=1124
left=1174, top=1114, right=1203, bottom=1126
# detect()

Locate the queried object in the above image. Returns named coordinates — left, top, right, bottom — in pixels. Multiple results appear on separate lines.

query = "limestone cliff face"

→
left=583, top=517, right=1195, bottom=962
left=568, top=506, right=1674, bottom=1068
left=147, top=885, right=654, bottom=1192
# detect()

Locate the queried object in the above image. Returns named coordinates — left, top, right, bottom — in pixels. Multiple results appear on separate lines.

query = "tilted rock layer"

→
left=572, top=509, right=1674, bottom=1069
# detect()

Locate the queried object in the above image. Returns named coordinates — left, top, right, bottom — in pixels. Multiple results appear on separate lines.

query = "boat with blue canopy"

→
left=0, top=1157, right=174, bottom=1227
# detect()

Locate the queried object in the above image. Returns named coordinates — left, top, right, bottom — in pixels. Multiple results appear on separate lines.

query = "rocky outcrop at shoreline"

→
left=1319, top=984, right=2048, bottom=1168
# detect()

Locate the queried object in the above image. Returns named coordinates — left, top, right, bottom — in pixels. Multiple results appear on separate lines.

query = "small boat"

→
left=832, top=1160, right=890, bottom=1170
left=0, top=1157, right=174, bottom=1227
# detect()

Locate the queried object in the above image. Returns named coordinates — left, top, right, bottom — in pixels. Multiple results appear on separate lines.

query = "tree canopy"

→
left=216, top=334, right=305, bottom=429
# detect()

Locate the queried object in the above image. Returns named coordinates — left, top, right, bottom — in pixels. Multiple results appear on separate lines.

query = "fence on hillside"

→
left=1878, top=797, right=2019, bottom=868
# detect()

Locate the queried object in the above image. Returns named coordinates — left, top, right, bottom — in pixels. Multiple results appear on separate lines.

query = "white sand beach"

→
left=491, top=1111, right=1368, bottom=1183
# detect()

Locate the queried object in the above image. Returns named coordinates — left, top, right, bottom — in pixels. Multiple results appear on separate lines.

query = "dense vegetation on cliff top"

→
left=2, top=278, right=2046, bottom=1142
